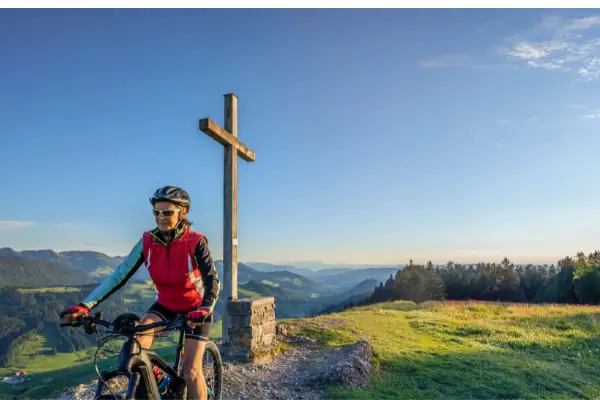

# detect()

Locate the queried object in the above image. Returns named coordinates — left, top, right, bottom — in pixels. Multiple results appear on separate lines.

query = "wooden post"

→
left=199, top=93, right=255, bottom=347
left=223, top=94, right=238, bottom=343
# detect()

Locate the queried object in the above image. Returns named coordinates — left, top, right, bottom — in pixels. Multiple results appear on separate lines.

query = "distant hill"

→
left=0, top=255, right=94, bottom=288
left=239, top=261, right=402, bottom=293
left=214, top=261, right=324, bottom=295
left=245, top=262, right=314, bottom=277
left=309, top=278, right=379, bottom=314
left=0, top=247, right=147, bottom=280
left=0, top=248, right=398, bottom=292
left=240, top=280, right=314, bottom=301
left=56, top=251, right=124, bottom=276
left=236, top=280, right=316, bottom=318
left=310, top=267, right=401, bottom=292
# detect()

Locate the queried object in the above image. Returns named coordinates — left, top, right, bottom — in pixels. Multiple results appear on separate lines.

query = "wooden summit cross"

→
left=199, top=93, right=255, bottom=346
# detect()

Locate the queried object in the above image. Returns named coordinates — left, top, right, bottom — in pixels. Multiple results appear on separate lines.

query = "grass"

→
left=5, top=300, right=600, bottom=399
left=285, top=300, right=600, bottom=400
left=123, top=281, right=158, bottom=301
left=260, top=280, right=280, bottom=287
left=238, top=287, right=263, bottom=298
left=0, top=320, right=223, bottom=399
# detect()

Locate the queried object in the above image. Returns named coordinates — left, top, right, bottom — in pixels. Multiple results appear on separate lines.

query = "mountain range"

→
left=0, top=246, right=401, bottom=316
left=0, top=247, right=400, bottom=292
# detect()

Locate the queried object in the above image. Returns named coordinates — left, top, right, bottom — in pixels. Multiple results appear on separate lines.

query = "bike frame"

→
left=75, top=314, right=191, bottom=400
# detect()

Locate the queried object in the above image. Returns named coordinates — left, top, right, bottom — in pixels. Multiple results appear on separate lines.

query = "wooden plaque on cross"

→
left=199, top=93, right=255, bottom=345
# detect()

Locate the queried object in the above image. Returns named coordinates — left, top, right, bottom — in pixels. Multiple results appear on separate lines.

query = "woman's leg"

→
left=183, top=338, right=208, bottom=400
left=136, top=313, right=164, bottom=350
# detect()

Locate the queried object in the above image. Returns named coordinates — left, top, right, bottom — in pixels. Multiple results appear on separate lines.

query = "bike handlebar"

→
left=60, top=311, right=205, bottom=336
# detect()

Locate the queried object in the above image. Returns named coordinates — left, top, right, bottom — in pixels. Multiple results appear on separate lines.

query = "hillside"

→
left=243, top=261, right=402, bottom=294
left=5, top=300, right=600, bottom=399
left=314, top=267, right=399, bottom=292
left=0, top=247, right=394, bottom=297
left=0, top=256, right=93, bottom=288
left=245, top=262, right=314, bottom=276
left=214, top=261, right=324, bottom=295
left=0, top=248, right=124, bottom=277
left=0, top=247, right=147, bottom=280
left=284, top=300, right=600, bottom=399
left=0, top=281, right=158, bottom=373
left=309, top=278, right=378, bottom=314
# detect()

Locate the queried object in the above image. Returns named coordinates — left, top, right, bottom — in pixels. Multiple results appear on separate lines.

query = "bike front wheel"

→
left=203, top=341, right=223, bottom=400
left=169, top=340, right=223, bottom=400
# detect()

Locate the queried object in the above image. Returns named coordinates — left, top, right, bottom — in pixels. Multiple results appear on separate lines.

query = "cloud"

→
left=494, top=142, right=506, bottom=148
left=0, top=220, right=35, bottom=232
left=503, top=14, right=600, bottom=81
left=582, top=109, right=600, bottom=119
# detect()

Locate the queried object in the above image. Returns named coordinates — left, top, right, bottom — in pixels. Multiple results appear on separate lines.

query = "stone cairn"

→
left=223, top=296, right=276, bottom=361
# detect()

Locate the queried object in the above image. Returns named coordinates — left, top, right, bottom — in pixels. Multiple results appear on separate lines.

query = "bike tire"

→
left=204, top=341, right=223, bottom=400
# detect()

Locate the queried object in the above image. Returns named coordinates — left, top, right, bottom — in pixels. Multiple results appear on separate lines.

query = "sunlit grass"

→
left=286, top=300, right=600, bottom=399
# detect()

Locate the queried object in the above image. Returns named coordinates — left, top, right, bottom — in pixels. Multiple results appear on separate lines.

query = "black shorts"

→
left=147, top=302, right=212, bottom=342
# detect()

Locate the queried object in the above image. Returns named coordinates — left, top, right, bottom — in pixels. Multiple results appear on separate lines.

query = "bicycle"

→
left=60, top=311, right=223, bottom=400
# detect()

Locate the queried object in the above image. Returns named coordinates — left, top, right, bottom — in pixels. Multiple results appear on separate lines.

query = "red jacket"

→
left=79, top=227, right=220, bottom=313
left=142, top=229, right=208, bottom=312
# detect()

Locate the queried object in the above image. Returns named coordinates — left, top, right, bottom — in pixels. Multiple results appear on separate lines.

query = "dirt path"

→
left=221, top=335, right=329, bottom=400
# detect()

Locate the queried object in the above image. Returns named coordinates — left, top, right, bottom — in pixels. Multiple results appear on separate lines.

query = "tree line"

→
left=356, top=250, right=600, bottom=307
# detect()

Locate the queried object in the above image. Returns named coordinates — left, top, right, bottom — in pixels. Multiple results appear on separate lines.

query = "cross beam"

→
left=199, top=119, right=256, bottom=162
left=199, top=93, right=255, bottom=346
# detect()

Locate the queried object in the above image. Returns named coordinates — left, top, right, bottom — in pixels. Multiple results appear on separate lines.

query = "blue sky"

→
left=1, top=9, right=600, bottom=265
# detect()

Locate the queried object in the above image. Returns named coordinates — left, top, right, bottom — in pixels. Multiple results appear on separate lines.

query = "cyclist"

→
left=61, top=185, right=220, bottom=400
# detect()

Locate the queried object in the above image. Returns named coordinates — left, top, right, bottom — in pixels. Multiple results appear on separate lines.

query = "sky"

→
left=1, top=9, right=600, bottom=266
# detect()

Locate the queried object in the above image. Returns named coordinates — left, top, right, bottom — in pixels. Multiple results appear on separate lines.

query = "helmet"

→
left=149, top=185, right=191, bottom=209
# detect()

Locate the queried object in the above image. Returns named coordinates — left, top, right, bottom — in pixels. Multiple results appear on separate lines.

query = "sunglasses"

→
left=152, top=208, right=181, bottom=217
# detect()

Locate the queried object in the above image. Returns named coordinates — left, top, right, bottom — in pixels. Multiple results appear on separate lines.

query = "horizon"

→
left=1, top=244, right=592, bottom=267
left=2, top=9, right=600, bottom=265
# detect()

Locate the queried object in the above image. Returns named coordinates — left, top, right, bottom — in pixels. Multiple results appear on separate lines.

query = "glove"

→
left=187, top=306, right=211, bottom=323
left=60, top=305, right=89, bottom=321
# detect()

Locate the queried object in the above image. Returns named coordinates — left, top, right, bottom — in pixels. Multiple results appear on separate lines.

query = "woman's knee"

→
left=183, top=365, right=204, bottom=382
left=137, top=313, right=161, bottom=348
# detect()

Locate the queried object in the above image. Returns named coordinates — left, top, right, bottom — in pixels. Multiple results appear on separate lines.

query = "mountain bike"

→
left=60, top=311, right=223, bottom=400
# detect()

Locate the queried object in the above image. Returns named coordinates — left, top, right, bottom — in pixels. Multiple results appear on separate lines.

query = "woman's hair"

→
left=179, top=205, right=193, bottom=229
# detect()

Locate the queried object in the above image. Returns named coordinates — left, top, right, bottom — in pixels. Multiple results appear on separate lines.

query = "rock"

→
left=318, top=340, right=376, bottom=388
left=276, top=323, right=288, bottom=336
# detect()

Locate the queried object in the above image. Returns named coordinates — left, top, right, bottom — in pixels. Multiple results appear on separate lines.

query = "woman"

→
left=61, top=185, right=220, bottom=400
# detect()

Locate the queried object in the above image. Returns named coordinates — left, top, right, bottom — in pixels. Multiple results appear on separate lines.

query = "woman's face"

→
left=153, top=201, right=182, bottom=232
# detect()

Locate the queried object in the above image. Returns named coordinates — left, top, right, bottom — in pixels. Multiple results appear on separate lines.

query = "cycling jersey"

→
left=79, top=227, right=220, bottom=313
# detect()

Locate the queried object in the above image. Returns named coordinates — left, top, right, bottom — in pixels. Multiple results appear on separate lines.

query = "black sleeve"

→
left=194, top=237, right=221, bottom=311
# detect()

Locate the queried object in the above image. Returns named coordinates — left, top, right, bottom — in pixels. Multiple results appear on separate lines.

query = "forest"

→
left=357, top=251, right=600, bottom=307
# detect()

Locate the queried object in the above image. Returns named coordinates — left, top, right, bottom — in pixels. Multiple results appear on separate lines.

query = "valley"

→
left=0, top=246, right=393, bottom=398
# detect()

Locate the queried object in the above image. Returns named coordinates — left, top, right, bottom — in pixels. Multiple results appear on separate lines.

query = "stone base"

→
left=222, top=296, right=276, bottom=362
